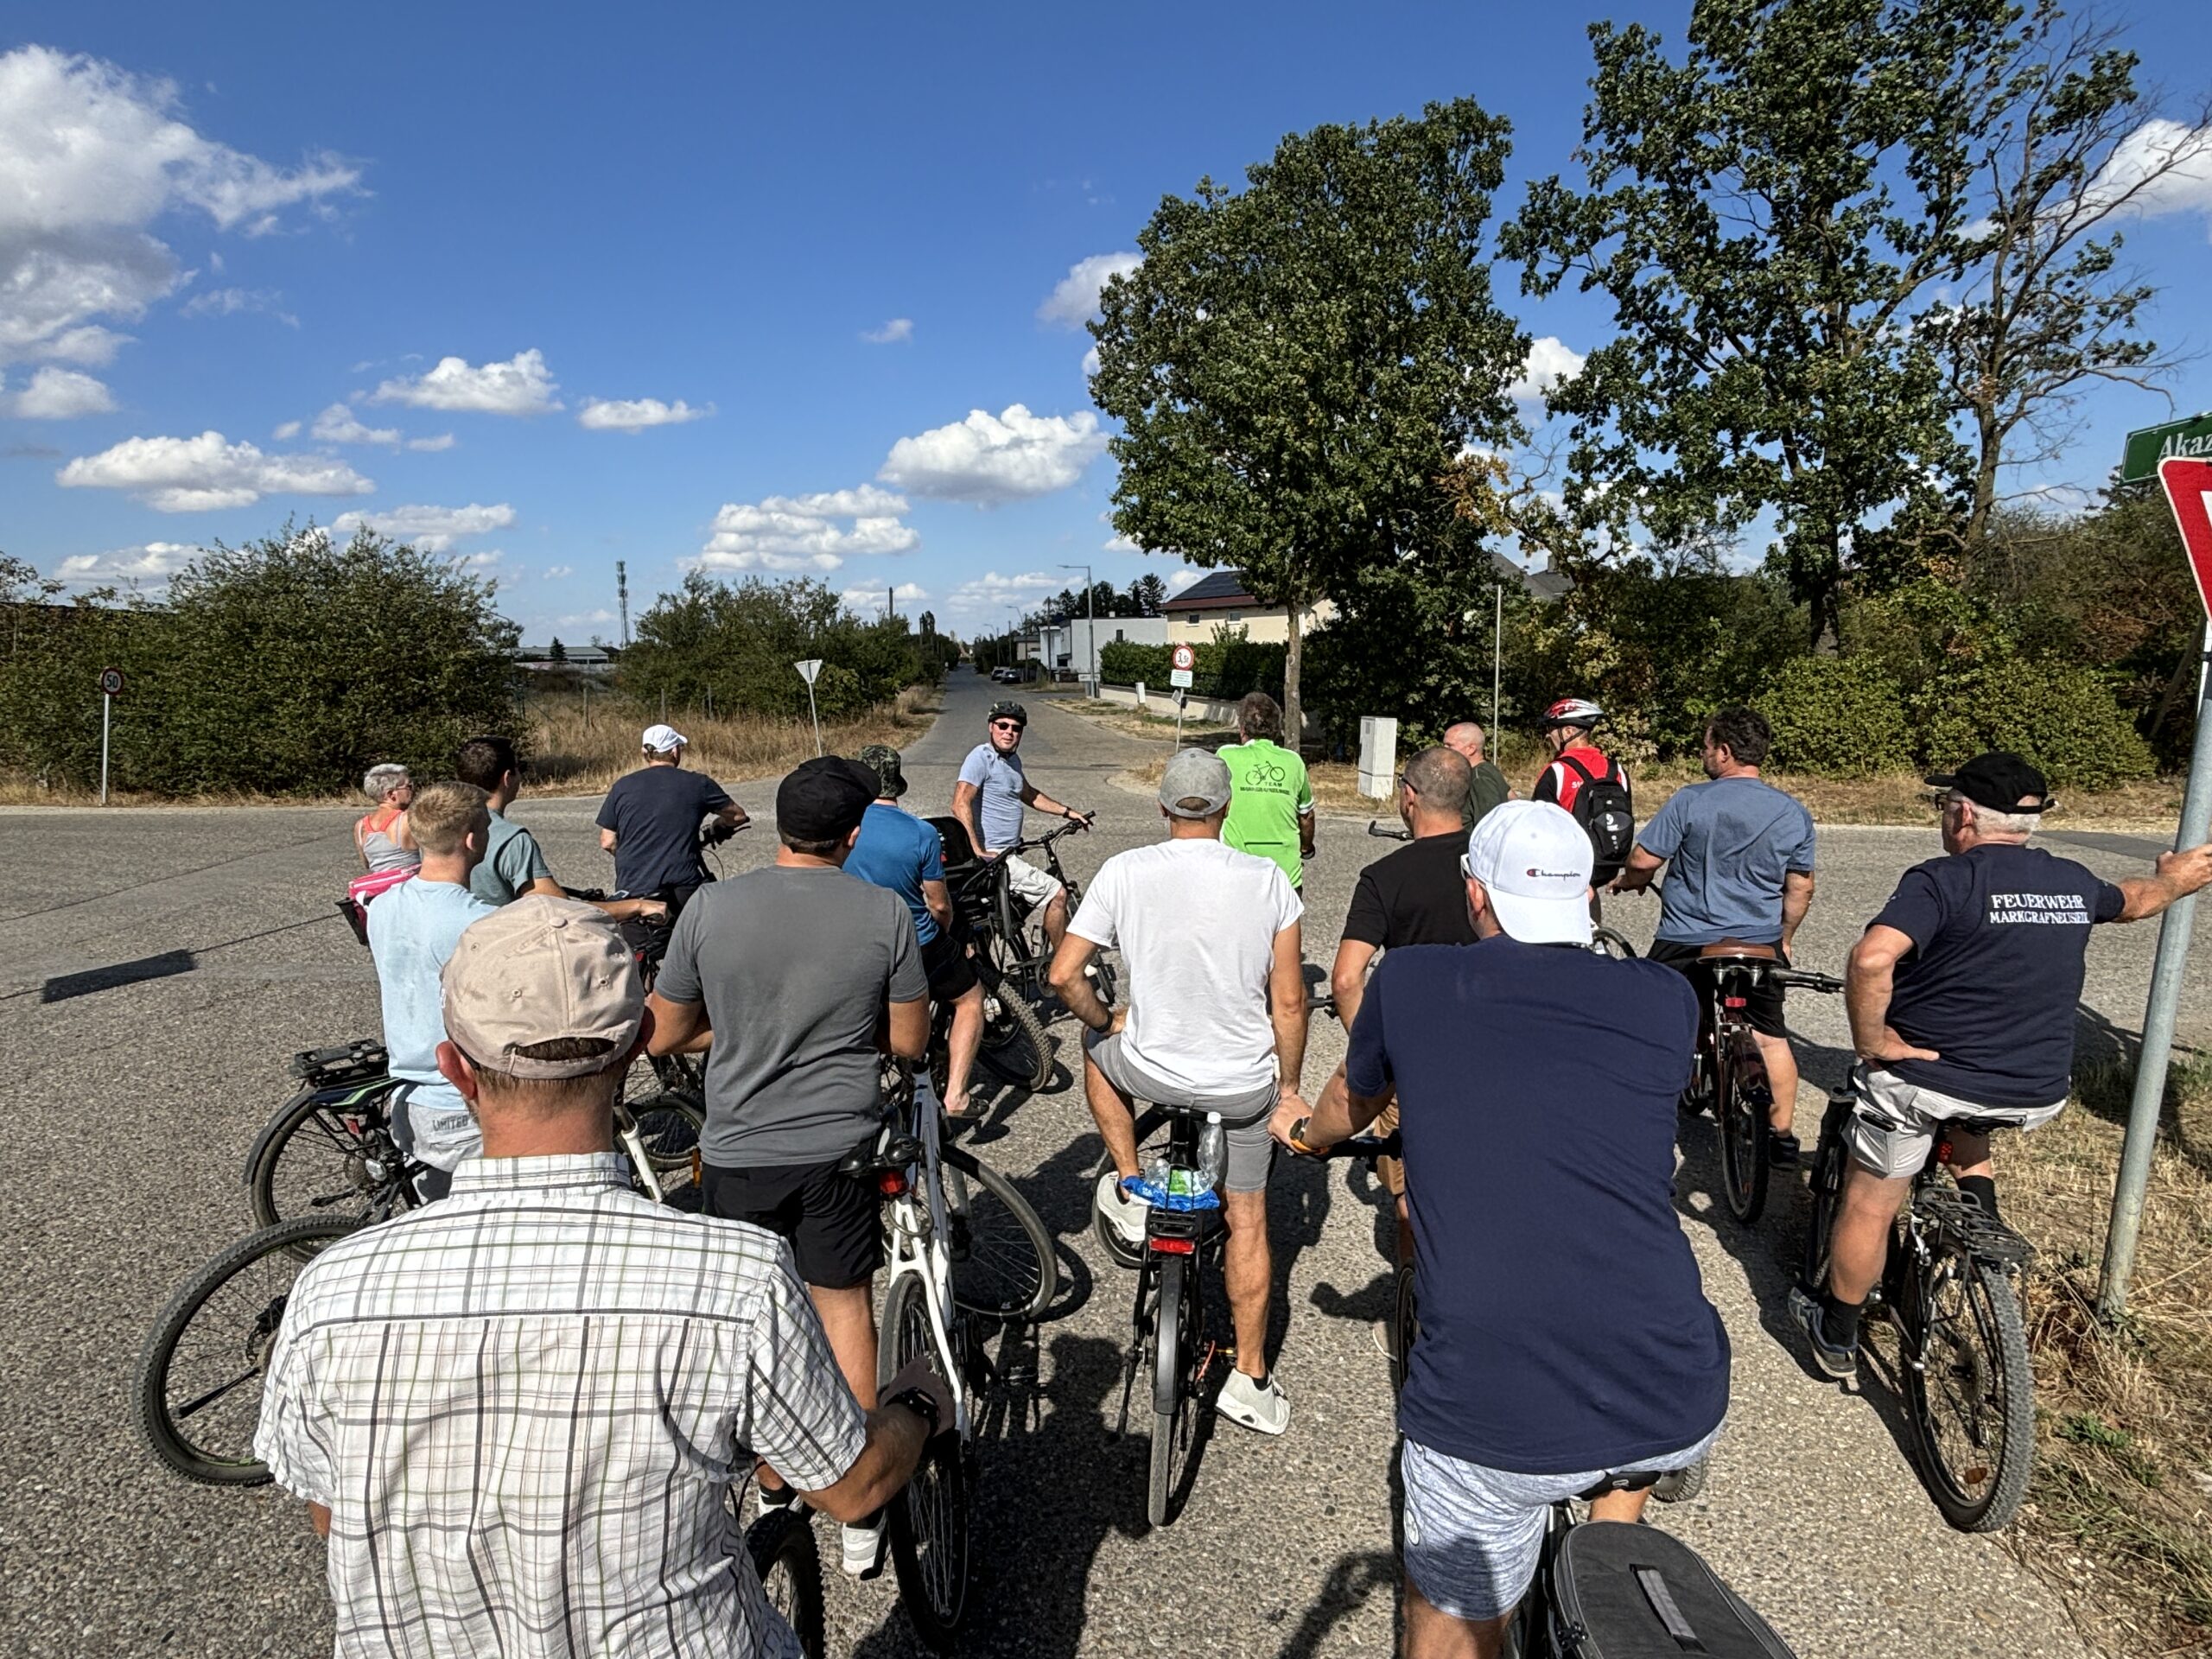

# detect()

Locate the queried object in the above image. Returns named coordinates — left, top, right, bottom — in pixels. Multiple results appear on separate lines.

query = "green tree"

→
left=547, top=636, right=568, bottom=664
left=1092, top=98, right=1532, bottom=741
left=1504, top=0, right=1997, bottom=649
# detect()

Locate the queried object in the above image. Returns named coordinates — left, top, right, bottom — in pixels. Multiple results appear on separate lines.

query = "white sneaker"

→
left=1096, top=1172, right=1149, bottom=1248
left=841, top=1517, right=886, bottom=1580
left=1217, top=1369, right=1290, bottom=1435
left=756, top=1482, right=800, bottom=1522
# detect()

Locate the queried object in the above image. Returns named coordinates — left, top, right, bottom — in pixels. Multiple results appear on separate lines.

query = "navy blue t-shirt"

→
left=846, top=802, right=945, bottom=945
left=595, top=766, right=733, bottom=897
left=1874, top=843, right=2125, bottom=1109
left=1345, top=938, right=1726, bottom=1474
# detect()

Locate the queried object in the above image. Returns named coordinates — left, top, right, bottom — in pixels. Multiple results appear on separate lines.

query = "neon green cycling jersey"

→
left=1218, top=737, right=1313, bottom=887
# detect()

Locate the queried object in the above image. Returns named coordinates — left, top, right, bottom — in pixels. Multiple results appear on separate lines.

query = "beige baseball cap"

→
left=441, top=895, right=645, bottom=1079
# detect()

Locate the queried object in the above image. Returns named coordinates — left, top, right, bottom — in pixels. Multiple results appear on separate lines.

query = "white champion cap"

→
left=641, top=722, right=688, bottom=753
left=1463, top=799, right=1594, bottom=946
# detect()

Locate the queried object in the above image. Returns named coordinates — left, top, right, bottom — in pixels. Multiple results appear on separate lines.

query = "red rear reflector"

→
left=877, top=1172, right=909, bottom=1197
left=1724, top=996, right=1748, bottom=1009
left=1148, top=1236, right=1196, bottom=1255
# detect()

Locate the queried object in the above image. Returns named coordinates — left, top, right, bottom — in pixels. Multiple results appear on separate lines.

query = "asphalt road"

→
left=1, top=671, right=2200, bottom=1658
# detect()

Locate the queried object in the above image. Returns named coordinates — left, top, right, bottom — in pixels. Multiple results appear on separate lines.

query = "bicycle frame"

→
left=878, top=1083, right=975, bottom=1439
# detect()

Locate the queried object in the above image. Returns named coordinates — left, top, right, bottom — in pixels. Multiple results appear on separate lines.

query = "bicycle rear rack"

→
left=1918, top=1185, right=2035, bottom=1271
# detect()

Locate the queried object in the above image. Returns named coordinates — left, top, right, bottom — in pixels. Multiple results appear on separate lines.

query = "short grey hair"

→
left=1955, top=791, right=2037, bottom=837
left=362, top=763, right=411, bottom=802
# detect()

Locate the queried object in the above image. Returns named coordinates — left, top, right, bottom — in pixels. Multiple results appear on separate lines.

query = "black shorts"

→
left=702, top=1156, right=881, bottom=1289
left=921, top=929, right=977, bottom=1001
left=1647, top=938, right=1789, bottom=1039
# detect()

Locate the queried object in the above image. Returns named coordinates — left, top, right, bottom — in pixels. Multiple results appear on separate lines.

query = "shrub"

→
left=1916, top=658, right=2157, bottom=790
left=1099, top=639, right=1168, bottom=686
left=1764, top=655, right=1913, bottom=777
left=1096, top=630, right=1284, bottom=701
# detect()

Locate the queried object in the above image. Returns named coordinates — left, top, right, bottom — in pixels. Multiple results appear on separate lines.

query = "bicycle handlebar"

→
left=1295, top=1131, right=1402, bottom=1162
left=1367, top=820, right=1412, bottom=842
left=1771, top=968, right=1845, bottom=995
left=1002, top=813, right=1094, bottom=855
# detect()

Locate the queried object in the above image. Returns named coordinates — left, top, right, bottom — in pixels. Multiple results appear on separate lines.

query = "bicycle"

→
left=1798, top=1088, right=2037, bottom=1532
left=848, top=1065, right=991, bottom=1650
left=1677, top=951, right=1842, bottom=1225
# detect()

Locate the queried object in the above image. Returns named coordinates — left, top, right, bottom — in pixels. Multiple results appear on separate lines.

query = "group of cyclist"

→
left=299, top=688, right=2212, bottom=1659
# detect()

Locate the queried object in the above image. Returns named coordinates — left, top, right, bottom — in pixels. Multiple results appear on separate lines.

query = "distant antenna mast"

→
left=888, top=585, right=895, bottom=620
left=616, top=561, right=630, bottom=647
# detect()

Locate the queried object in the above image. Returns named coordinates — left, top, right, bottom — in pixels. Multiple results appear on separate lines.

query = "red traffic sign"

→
left=99, top=667, right=124, bottom=696
left=2159, top=457, right=2212, bottom=621
left=1170, top=643, right=1197, bottom=671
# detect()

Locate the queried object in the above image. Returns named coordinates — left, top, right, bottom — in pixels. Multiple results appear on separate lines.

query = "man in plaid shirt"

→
left=256, top=894, right=949, bottom=1657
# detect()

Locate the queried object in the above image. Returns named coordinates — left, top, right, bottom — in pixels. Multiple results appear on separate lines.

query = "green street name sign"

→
left=2121, top=411, right=2212, bottom=483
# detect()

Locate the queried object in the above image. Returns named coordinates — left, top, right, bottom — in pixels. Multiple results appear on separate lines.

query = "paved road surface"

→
left=3, top=672, right=2198, bottom=1657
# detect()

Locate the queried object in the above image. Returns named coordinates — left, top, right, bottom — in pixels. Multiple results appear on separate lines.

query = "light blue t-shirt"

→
left=468, top=807, right=556, bottom=906
left=957, top=741, right=1028, bottom=853
left=366, top=877, right=497, bottom=1168
left=1637, top=775, right=1816, bottom=946
left=846, top=802, right=945, bottom=946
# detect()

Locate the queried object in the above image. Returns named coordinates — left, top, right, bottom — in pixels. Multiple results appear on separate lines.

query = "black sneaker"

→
left=1788, top=1287, right=1858, bottom=1382
left=1767, top=1130, right=1802, bottom=1171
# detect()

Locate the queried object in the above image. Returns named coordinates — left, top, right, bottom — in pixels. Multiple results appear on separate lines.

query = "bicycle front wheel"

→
left=1147, top=1255, right=1202, bottom=1528
left=746, top=1507, right=824, bottom=1659
left=134, top=1214, right=359, bottom=1484
left=1716, top=1038, right=1772, bottom=1225
left=626, top=1093, right=705, bottom=1212
left=245, top=1090, right=406, bottom=1232
left=976, top=982, right=1052, bottom=1092
left=1390, top=1262, right=1418, bottom=1397
left=878, top=1272, right=971, bottom=1650
left=1902, top=1245, right=2036, bottom=1532
left=941, top=1146, right=1057, bottom=1322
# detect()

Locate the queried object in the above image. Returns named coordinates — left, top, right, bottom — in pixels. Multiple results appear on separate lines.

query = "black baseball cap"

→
left=776, top=755, right=878, bottom=840
left=1924, top=752, right=2051, bottom=814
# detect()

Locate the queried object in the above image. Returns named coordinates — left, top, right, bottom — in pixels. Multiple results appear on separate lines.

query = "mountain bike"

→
left=1674, top=951, right=1843, bottom=1225
left=849, top=1065, right=990, bottom=1650
left=1797, top=1088, right=2037, bottom=1532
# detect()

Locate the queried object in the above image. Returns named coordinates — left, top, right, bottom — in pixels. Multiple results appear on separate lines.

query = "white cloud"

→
left=878, top=404, right=1106, bottom=503
left=946, top=568, right=1059, bottom=616
left=556, top=607, right=616, bottom=628
left=406, top=432, right=454, bottom=451
left=0, top=46, right=359, bottom=365
left=576, top=396, right=712, bottom=432
left=368, top=348, right=561, bottom=415
left=330, top=501, right=517, bottom=553
left=1037, top=251, right=1141, bottom=327
left=2078, top=118, right=2212, bottom=222
left=1509, top=337, right=1586, bottom=402
left=697, top=484, right=918, bottom=573
left=861, top=318, right=913, bottom=345
left=0, top=365, right=114, bottom=417
left=541, top=564, right=573, bottom=579
left=179, top=286, right=296, bottom=326
left=270, top=419, right=301, bottom=439
left=56, top=429, right=372, bottom=511
left=51, top=539, right=199, bottom=587
left=1082, top=344, right=1101, bottom=379
left=842, top=580, right=930, bottom=612
left=1166, top=568, right=1204, bottom=594
left=310, top=402, right=400, bottom=446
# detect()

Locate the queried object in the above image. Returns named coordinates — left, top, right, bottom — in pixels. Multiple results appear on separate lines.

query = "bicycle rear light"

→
left=1148, top=1236, right=1196, bottom=1255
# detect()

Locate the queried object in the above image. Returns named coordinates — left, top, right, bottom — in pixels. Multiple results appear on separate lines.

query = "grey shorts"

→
left=1083, top=1028, right=1277, bottom=1193
left=1847, top=1064, right=2064, bottom=1180
left=1401, top=1423, right=1723, bottom=1624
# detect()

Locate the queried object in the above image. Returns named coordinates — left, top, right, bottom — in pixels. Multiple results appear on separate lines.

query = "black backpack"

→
left=1559, top=753, right=1636, bottom=885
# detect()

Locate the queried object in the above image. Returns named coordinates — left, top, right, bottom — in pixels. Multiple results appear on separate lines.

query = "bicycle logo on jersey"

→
left=1245, top=760, right=1287, bottom=787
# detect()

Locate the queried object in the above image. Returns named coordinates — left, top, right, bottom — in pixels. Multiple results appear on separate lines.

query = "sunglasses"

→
left=991, top=720, right=1024, bottom=732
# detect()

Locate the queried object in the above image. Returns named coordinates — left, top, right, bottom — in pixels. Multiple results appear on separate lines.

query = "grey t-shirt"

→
left=957, top=741, right=1028, bottom=852
left=469, top=808, right=556, bottom=906
left=655, top=865, right=928, bottom=1168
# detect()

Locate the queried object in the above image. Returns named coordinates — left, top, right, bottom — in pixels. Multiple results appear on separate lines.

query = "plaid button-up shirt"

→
left=256, top=1154, right=867, bottom=1658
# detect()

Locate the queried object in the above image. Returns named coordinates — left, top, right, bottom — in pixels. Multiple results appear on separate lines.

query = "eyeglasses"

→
left=991, top=720, right=1024, bottom=732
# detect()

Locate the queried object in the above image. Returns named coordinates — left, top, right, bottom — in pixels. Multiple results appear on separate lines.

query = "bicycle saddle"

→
left=1698, top=939, right=1779, bottom=961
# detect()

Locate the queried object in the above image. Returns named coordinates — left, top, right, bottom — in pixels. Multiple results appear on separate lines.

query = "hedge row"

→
left=1097, top=632, right=1287, bottom=702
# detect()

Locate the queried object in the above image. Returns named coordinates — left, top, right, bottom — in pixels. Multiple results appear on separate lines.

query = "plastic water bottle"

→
left=1196, top=1114, right=1226, bottom=1192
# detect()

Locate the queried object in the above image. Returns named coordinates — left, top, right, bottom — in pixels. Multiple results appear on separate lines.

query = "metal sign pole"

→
left=1174, top=690, right=1185, bottom=751
left=806, top=684, right=822, bottom=755
left=1492, top=582, right=1503, bottom=734
left=99, top=691, right=111, bottom=805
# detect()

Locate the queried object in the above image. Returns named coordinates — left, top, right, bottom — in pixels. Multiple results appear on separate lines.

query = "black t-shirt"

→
left=1874, top=842, right=2126, bottom=1109
left=1346, top=939, right=1725, bottom=1473
left=595, top=766, right=733, bottom=898
left=1343, top=833, right=1479, bottom=950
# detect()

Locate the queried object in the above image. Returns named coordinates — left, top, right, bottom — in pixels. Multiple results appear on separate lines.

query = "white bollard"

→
left=1358, top=715, right=1398, bottom=800
left=1135, top=681, right=1147, bottom=710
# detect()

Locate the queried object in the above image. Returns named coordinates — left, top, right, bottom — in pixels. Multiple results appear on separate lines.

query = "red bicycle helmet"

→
left=1540, top=696, right=1605, bottom=730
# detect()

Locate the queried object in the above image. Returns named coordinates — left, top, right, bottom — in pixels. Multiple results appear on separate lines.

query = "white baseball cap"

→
left=1463, top=800, right=1593, bottom=946
left=641, top=723, right=687, bottom=753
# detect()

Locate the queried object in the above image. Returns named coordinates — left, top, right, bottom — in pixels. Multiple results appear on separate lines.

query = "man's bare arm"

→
left=1047, top=932, right=1113, bottom=1033
left=1268, top=923, right=1307, bottom=1100
left=1781, top=870, right=1815, bottom=953
left=646, top=991, right=713, bottom=1055
left=1611, top=845, right=1664, bottom=894
left=2116, top=843, right=2212, bottom=922
left=921, top=877, right=954, bottom=934
left=308, top=1502, right=330, bottom=1539
left=884, top=996, right=929, bottom=1060
left=951, top=780, right=987, bottom=856
left=1846, top=925, right=1936, bottom=1065
left=1270, top=1059, right=1389, bottom=1149
left=599, top=827, right=619, bottom=854
left=1330, top=938, right=1378, bottom=1034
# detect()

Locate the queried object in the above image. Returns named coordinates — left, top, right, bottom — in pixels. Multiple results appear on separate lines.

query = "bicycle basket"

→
left=1548, top=1521, right=1796, bottom=1659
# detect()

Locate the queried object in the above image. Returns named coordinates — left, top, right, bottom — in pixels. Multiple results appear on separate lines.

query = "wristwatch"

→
left=887, top=1385, right=942, bottom=1436
left=1288, top=1115, right=1316, bottom=1152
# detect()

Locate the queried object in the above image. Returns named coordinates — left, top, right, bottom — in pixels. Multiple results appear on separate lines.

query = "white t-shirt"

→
left=1070, top=837, right=1302, bottom=1096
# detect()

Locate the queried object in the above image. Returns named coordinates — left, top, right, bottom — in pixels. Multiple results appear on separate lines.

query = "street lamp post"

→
left=1058, top=563, right=1095, bottom=695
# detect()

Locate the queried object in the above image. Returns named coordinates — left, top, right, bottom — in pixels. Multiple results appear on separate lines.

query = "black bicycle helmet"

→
left=989, top=701, right=1028, bottom=726
left=1539, top=696, right=1604, bottom=730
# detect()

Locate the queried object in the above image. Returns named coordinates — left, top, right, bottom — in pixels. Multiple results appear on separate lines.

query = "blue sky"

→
left=4, top=3, right=2210, bottom=643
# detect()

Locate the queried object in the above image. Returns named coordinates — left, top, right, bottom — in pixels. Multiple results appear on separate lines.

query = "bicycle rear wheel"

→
left=941, top=1146, right=1057, bottom=1322
left=626, top=1093, right=705, bottom=1211
left=134, top=1214, right=359, bottom=1484
left=1901, top=1244, right=2035, bottom=1531
left=1801, top=1091, right=1854, bottom=1290
left=878, top=1272, right=971, bottom=1650
left=1147, top=1254, right=1203, bottom=1528
left=245, top=1090, right=407, bottom=1233
left=1390, top=1262, right=1418, bottom=1397
left=1591, top=925, right=1637, bottom=960
left=976, top=982, right=1052, bottom=1092
left=1716, top=1037, right=1772, bottom=1225
left=745, top=1507, right=824, bottom=1659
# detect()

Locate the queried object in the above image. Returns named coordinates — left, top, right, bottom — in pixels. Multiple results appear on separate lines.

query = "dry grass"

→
left=2006, top=1056, right=2212, bottom=1651
left=0, top=686, right=938, bottom=807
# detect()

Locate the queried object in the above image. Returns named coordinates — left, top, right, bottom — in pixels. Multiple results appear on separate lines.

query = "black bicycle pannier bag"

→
left=1545, top=1522, right=1796, bottom=1659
